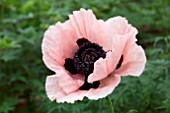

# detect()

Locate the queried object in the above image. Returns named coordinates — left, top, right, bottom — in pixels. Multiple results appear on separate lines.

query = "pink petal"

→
left=57, top=71, right=84, bottom=94
left=45, top=69, right=84, bottom=103
left=111, top=35, right=129, bottom=68
left=58, top=90, right=87, bottom=103
left=115, top=42, right=146, bottom=76
left=88, top=35, right=128, bottom=83
left=69, top=8, right=106, bottom=48
left=46, top=74, right=66, bottom=101
left=87, top=51, right=114, bottom=83
left=42, top=21, right=78, bottom=72
left=86, top=74, right=121, bottom=99
left=106, top=16, right=138, bottom=43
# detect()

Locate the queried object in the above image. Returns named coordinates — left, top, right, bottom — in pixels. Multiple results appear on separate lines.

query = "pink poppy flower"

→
left=42, top=8, right=146, bottom=103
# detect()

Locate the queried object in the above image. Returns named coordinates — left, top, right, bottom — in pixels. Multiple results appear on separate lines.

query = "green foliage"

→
left=0, top=97, right=18, bottom=113
left=0, top=0, right=170, bottom=113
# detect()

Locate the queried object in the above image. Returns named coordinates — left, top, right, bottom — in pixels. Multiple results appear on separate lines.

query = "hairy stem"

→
left=106, top=96, right=115, bottom=113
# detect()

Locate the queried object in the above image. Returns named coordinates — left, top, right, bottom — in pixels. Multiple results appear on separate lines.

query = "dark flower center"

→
left=74, top=38, right=106, bottom=76
left=64, top=38, right=106, bottom=90
left=64, top=38, right=124, bottom=90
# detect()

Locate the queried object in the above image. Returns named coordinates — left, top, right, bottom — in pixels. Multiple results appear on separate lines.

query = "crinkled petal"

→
left=45, top=69, right=84, bottom=103
left=111, top=35, right=129, bottom=68
left=42, top=21, right=78, bottom=72
left=106, top=16, right=138, bottom=46
left=87, top=51, right=114, bottom=83
left=86, top=74, right=121, bottom=99
left=69, top=8, right=106, bottom=48
left=106, top=16, right=138, bottom=37
left=46, top=74, right=66, bottom=101
left=115, top=42, right=146, bottom=76
left=88, top=35, right=128, bottom=83
left=57, top=90, right=86, bottom=103
left=57, top=71, right=84, bottom=94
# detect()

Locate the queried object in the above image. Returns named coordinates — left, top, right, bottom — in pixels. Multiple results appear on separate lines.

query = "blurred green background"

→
left=0, top=0, right=170, bottom=113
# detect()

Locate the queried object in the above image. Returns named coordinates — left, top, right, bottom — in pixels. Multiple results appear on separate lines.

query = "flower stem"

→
left=106, top=96, right=115, bottom=113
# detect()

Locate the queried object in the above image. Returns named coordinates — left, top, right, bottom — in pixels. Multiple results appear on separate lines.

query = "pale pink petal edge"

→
left=46, top=73, right=121, bottom=103
left=45, top=70, right=84, bottom=103
left=115, top=43, right=146, bottom=76
left=106, top=16, right=138, bottom=41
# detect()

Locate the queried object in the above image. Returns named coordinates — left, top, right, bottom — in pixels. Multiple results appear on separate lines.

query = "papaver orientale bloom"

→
left=42, top=8, right=146, bottom=103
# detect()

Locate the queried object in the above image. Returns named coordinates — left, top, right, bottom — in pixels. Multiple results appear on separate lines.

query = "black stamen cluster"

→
left=74, top=41, right=106, bottom=76
left=64, top=38, right=124, bottom=90
left=64, top=38, right=106, bottom=90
